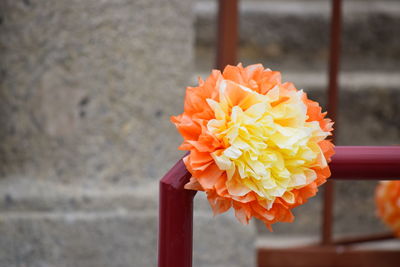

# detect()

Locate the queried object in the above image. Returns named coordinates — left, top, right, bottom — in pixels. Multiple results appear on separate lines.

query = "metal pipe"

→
left=158, top=146, right=400, bottom=266
left=322, top=0, right=343, bottom=246
left=331, top=146, right=400, bottom=179
left=158, top=157, right=196, bottom=267
left=327, top=0, right=342, bottom=123
left=216, top=0, right=238, bottom=70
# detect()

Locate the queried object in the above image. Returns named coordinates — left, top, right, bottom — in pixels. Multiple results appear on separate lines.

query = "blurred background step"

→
left=195, top=0, right=400, bottom=72
left=256, top=236, right=400, bottom=250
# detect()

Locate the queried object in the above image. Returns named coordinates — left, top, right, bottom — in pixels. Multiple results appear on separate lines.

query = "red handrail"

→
left=322, top=0, right=343, bottom=245
left=158, top=158, right=196, bottom=267
left=158, top=146, right=400, bottom=267
left=216, top=0, right=238, bottom=70
left=331, top=146, right=400, bottom=179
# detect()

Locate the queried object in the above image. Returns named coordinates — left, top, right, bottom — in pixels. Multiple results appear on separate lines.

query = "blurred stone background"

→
left=0, top=0, right=399, bottom=266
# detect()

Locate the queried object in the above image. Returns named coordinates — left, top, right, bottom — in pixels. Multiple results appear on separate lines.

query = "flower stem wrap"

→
left=172, top=64, right=334, bottom=229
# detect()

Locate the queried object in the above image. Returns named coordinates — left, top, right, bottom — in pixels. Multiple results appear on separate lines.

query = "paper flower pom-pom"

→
left=171, top=64, right=334, bottom=228
left=375, top=181, right=400, bottom=236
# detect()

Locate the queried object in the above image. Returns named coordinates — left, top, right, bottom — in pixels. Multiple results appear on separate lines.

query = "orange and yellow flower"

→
left=171, top=64, right=334, bottom=228
left=376, top=181, right=400, bottom=236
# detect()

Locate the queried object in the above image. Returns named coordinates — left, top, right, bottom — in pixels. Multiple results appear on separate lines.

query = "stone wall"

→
left=0, top=0, right=194, bottom=185
left=0, top=0, right=191, bottom=265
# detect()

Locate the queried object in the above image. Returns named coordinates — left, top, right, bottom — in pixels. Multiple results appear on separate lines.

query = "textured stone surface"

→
left=0, top=177, right=159, bottom=213
left=0, top=176, right=159, bottom=267
left=0, top=209, right=158, bottom=267
left=0, top=209, right=256, bottom=267
left=0, top=0, right=193, bottom=185
left=0, top=177, right=256, bottom=267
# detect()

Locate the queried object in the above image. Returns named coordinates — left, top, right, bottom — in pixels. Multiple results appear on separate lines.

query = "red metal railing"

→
left=216, top=0, right=238, bottom=70
left=159, top=0, right=400, bottom=266
left=158, top=146, right=400, bottom=267
left=158, top=158, right=196, bottom=267
left=322, top=0, right=342, bottom=245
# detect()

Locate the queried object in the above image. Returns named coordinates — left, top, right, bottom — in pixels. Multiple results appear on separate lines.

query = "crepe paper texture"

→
left=171, top=64, right=334, bottom=229
left=376, top=181, right=400, bottom=237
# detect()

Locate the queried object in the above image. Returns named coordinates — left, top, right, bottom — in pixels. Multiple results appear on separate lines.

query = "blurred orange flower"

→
left=171, top=64, right=334, bottom=229
left=376, top=181, right=400, bottom=236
